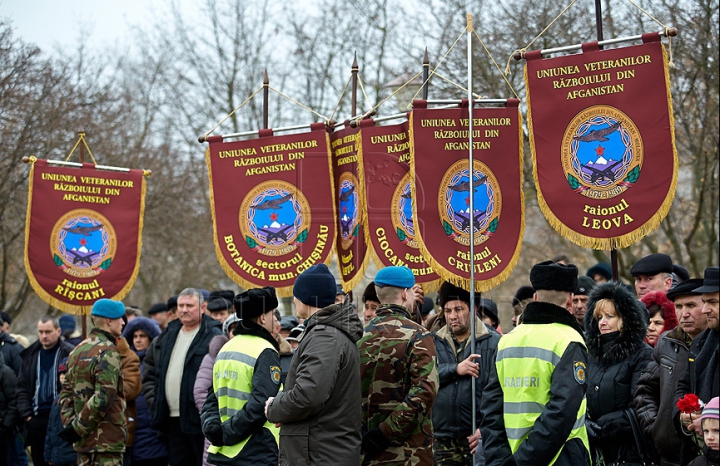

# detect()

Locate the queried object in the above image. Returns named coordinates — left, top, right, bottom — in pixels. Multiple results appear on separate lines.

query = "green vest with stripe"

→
left=208, top=334, right=280, bottom=459
left=496, top=322, right=590, bottom=465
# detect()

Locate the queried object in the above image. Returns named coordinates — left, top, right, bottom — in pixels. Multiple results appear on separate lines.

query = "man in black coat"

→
left=433, top=282, right=500, bottom=465
left=634, top=278, right=707, bottom=466
left=16, top=316, right=74, bottom=466
left=481, top=261, right=591, bottom=466
left=673, top=266, right=719, bottom=463
left=148, top=288, right=222, bottom=466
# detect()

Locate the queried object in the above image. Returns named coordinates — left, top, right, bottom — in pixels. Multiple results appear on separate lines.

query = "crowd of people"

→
left=0, top=254, right=718, bottom=466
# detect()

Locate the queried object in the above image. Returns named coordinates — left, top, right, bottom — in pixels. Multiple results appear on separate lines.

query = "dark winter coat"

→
left=433, top=316, right=500, bottom=439
left=0, top=353, right=18, bottom=435
left=0, top=331, right=22, bottom=376
left=123, top=316, right=167, bottom=462
left=201, top=322, right=280, bottom=466
left=266, top=301, right=364, bottom=466
left=634, top=326, right=693, bottom=465
left=44, top=398, right=77, bottom=466
left=17, top=339, right=75, bottom=418
left=687, top=446, right=720, bottom=466
left=672, top=327, right=720, bottom=464
left=480, top=301, right=591, bottom=466
left=151, top=315, right=223, bottom=435
left=584, top=282, right=653, bottom=465
left=194, top=333, right=228, bottom=466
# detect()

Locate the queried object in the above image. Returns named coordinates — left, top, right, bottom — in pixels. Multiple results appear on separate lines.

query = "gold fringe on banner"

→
left=525, top=44, right=678, bottom=250
left=24, top=158, right=147, bottom=315
left=341, top=132, right=372, bottom=293
left=408, top=110, right=525, bottom=293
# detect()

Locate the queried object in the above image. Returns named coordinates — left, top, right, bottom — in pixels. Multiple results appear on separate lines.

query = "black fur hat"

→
left=234, top=287, right=278, bottom=319
left=530, top=260, right=578, bottom=292
left=438, top=281, right=473, bottom=309
left=584, top=282, right=648, bottom=364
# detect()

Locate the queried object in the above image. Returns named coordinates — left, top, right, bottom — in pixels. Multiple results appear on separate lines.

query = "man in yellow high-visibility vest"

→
left=200, top=287, right=282, bottom=466
left=480, top=260, right=591, bottom=466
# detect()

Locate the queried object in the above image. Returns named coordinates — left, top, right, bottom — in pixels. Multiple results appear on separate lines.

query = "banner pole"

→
left=263, top=69, right=269, bottom=130
left=593, top=0, right=621, bottom=281
left=78, top=126, right=88, bottom=339
left=351, top=53, right=358, bottom=118
left=466, top=12, right=478, bottom=436
left=422, top=48, right=430, bottom=100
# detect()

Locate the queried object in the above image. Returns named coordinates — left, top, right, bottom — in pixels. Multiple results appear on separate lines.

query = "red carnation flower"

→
left=677, top=393, right=702, bottom=414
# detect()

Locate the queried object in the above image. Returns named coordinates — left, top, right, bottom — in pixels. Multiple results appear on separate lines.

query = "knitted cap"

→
left=701, top=397, right=719, bottom=422
left=293, top=264, right=336, bottom=309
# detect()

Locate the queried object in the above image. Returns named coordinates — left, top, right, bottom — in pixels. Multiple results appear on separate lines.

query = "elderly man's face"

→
left=177, top=294, right=204, bottom=329
left=675, top=295, right=707, bottom=338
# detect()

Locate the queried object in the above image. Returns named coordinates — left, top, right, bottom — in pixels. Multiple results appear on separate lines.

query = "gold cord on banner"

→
left=356, top=76, right=374, bottom=114
left=330, top=74, right=353, bottom=123
left=203, top=86, right=263, bottom=140
left=504, top=0, right=579, bottom=74
left=406, top=28, right=468, bottom=106
left=473, top=30, right=520, bottom=100
left=622, top=0, right=675, bottom=66
left=268, top=86, right=330, bottom=122
left=65, top=133, right=97, bottom=164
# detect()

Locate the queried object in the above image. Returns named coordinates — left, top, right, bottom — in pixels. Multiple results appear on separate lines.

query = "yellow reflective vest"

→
left=496, top=322, right=590, bottom=465
left=208, top=334, right=280, bottom=459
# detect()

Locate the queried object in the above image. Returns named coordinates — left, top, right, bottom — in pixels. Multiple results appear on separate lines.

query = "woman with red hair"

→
left=640, top=290, right=678, bottom=347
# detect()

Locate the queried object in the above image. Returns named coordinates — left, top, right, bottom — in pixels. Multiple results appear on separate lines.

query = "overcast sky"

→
left=2, top=0, right=190, bottom=51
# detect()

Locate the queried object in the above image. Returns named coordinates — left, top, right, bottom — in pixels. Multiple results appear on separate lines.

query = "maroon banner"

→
left=409, top=101, right=525, bottom=292
left=24, top=158, right=146, bottom=314
left=206, top=124, right=336, bottom=296
left=357, top=119, right=439, bottom=289
left=525, top=34, right=678, bottom=249
left=330, top=123, right=369, bottom=291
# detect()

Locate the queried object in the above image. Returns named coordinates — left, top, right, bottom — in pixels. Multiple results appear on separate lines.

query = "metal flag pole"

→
left=351, top=53, right=359, bottom=118
left=593, top=0, right=620, bottom=282
left=78, top=126, right=88, bottom=340
left=466, top=12, right=478, bottom=435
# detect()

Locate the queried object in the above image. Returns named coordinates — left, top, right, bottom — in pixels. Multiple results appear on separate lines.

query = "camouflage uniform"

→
left=358, top=303, right=439, bottom=466
left=59, top=327, right=126, bottom=465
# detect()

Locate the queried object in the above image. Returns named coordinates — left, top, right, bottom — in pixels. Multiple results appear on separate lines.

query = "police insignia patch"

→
left=574, top=361, right=587, bottom=385
left=270, top=366, right=281, bottom=384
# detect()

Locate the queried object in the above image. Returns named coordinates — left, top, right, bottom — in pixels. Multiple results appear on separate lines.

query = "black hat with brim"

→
left=693, top=266, right=719, bottom=293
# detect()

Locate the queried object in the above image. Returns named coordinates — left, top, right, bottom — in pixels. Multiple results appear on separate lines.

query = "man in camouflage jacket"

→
left=358, top=266, right=439, bottom=466
left=59, top=299, right=127, bottom=466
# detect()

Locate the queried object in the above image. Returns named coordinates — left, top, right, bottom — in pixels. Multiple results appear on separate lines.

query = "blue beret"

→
left=91, top=299, right=125, bottom=319
left=375, top=266, right=415, bottom=289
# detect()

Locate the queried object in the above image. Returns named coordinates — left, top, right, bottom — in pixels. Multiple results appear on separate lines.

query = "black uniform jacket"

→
left=480, top=301, right=590, bottom=466
left=201, top=321, right=281, bottom=466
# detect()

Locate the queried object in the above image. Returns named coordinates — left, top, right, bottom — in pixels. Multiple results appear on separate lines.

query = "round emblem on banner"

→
left=50, top=209, right=117, bottom=278
left=562, top=105, right=643, bottom=199
left=438, top=160, right=501, bottom=246
left=338, top=172, right=360, bottom=250
left=391, top=173, right=418, bottom=249
left=239, top=181, right=311, bottom=257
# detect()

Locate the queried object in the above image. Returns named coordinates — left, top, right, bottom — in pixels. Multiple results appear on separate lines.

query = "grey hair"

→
left=178, top=288, right=204, bottom=306
left=39, top=315, right=61, bottom=329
